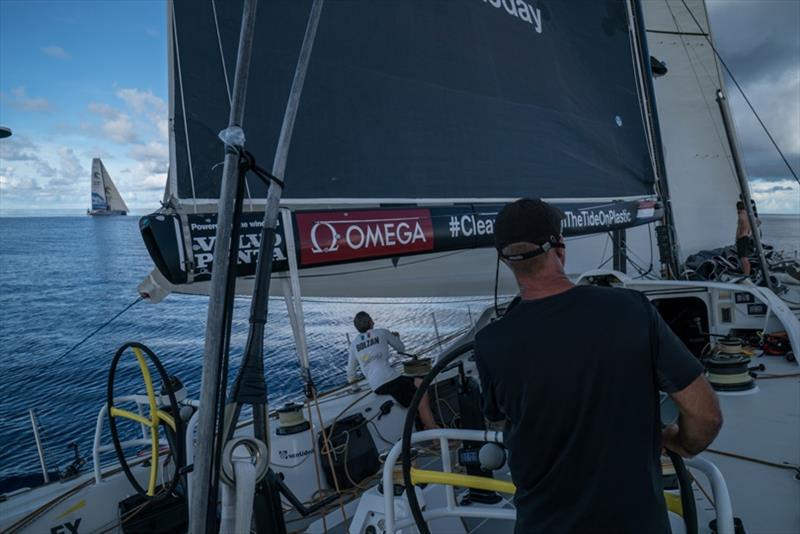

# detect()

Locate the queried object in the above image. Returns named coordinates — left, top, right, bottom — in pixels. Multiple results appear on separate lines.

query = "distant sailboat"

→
left=87, top=158, right=128, bottom=216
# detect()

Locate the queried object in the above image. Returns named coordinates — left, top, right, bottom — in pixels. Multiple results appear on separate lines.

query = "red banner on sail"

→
left=295, top=209, right=435, bottom=266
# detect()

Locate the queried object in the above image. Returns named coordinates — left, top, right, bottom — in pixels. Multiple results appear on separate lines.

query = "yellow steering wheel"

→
left=107, top=342, right=183, bottom=498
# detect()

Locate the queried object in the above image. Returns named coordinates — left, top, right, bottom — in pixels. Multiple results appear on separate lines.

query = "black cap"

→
left=494, top=198, right=564, bottom=253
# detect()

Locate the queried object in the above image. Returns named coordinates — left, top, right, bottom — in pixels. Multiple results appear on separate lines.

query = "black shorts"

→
left=736, top=236, right=753, bottom=258
left=375, top=375, right=417, bottom=408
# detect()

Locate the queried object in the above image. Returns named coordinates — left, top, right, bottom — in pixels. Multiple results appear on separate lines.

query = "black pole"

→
left=630, top=0, right=681, bottom=278
left=612, top=228, right=627, bottom=274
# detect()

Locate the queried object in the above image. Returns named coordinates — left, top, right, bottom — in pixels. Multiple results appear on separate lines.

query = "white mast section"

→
left=190, top=0, right=259, bottom=531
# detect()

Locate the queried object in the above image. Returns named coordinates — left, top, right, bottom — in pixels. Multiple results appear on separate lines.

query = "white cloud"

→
left=130, top=141, right=168, bottom=162
left=41, top=46, right=70, bottom=59
left=0, top=166, right=42, bottom=194
left=116, top=88, right=168, bottom=140
left=116, top=88, right=166, bottom=116
left=102, top=114, right=138, bottom=144
left=3, top=87, right=52, bottom=112
left=0, top=135, right=39, bottom=161
left=87, top=101, right=121, bottom=119
left=750, top=178, right=800, bottom=214
left=53, top=147, right=86, bottom=188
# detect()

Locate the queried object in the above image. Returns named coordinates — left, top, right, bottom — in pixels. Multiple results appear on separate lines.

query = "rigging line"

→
left=170, top=5, right=198, bottom=206
left=678, top=0, right=799, bottom=184
left=211, top=0, right=232, bottom=106
left=49, top=296, right=143, bottom=367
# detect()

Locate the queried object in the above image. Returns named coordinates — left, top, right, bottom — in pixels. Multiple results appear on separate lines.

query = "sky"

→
left=0, top=0, right=798, bottom=214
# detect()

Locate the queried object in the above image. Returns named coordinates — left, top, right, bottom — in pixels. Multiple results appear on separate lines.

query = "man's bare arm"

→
left=663, top=374, right=722, bottom=457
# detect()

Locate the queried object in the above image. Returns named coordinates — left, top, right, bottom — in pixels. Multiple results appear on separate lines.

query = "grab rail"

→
left=383, top=429, right=514, bottom=533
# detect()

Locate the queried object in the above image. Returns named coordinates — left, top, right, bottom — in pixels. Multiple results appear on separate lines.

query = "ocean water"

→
left=0, top=216, right=489, bottom=481
left=0, top=214, right=797, bottom=482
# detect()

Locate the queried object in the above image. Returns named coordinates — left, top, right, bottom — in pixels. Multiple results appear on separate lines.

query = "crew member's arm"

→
left=386, top=329, right=406, bottom=353
left=663, top=375, right=722, bottom=457
left=647, top=296, right=722, bottom=457
left=346, top=344, right=358, bottom=384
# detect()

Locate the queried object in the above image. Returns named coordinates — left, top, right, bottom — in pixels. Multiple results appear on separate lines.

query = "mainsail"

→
left=142, top=0, right=666, bottom=298
left=89, top=158, right=129, bottom=215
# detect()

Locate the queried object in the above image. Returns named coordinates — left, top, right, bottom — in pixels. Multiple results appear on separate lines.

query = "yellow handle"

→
left=410, top=467, right=685, bottom=518
left=410, top=468, right=516, bottom=495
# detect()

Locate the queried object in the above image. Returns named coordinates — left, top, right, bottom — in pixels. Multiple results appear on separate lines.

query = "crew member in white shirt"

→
left=347, top=311, right=439, bottom=430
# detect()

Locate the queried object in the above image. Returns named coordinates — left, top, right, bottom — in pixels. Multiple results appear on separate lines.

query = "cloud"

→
left=0, top=136, right=39, bottom=161
left=116, top=88, right=168, bottom=140
left=704, top=1, right=800, bottom=183
left=749, top=178, right=800, bottom=214
left=52, top=147, right=86, bottom=188
left=41, top=46, right=70, bottom=59
left=102, top=114, right=138, bottom=144
left=129, top=141, right=168, bottom=162
left=2, top=87, right=52, bottom=112
left=87, top=102, right=121, bottom=120
left=707, top=1, right=800, bottom=86
left=0, top=136, right=57, bottom=178
left=0, top=166, right=42, bottom=194
left=730, top=67, right=800, bottom=180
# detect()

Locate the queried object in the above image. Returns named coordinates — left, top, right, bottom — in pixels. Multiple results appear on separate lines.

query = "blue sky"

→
left=0, top=0, right=798, bottom=214
left=0, top=0, right=168, bottom=212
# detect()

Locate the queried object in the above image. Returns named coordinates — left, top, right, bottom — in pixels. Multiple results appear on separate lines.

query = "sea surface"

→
left=0, top=214, right=797, bottom=483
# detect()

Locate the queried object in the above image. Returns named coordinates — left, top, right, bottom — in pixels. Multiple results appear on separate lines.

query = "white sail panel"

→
left=645, top=0, right=742, bottom=259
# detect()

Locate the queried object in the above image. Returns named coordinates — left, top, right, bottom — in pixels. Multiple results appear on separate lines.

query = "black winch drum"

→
left=705, top=354, right=754, bottom=392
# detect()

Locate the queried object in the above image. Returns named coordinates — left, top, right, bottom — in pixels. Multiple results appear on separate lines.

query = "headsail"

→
left=644, top=0, right=743, bottom=259
left=143, top=0, right=666, bottom=298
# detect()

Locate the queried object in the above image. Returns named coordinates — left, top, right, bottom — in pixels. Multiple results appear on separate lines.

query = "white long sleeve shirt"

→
left=347, top=328, right=405, bottom=390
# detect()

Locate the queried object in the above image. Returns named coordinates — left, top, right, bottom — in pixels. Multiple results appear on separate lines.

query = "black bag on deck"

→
left=318, top=413, right=380, bottom=490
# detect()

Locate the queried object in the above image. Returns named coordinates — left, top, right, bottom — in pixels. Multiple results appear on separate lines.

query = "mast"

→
left=629, top=0, right=681, bottom=278
left=189, top=0, right=259, bottom=531
left=225, top=0, right=325, bottom=441
left=716, top=90, right=774, bottom=291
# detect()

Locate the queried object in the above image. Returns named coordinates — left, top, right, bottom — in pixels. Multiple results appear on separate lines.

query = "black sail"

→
left=170, top=0, right=655, bottom=203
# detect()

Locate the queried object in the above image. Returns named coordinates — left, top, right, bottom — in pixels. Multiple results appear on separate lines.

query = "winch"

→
left=276, top=403, right=310, bottom=435
left=403, top=358, right=432, bottom=376
left=705, top=337, right=755, bottom=392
